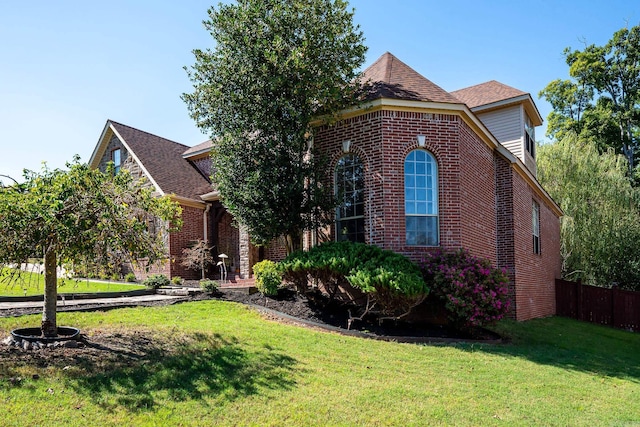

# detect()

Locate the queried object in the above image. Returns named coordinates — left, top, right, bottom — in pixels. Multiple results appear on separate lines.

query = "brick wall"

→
left=495, top=155, right=517, bottom=317
left=313, top=106, right=562, bottom=321
left=314, top=110, right=478, bottom=260
left=168, top=204, right=206, bottom=280
left=510, top=170, right=561, bottom=320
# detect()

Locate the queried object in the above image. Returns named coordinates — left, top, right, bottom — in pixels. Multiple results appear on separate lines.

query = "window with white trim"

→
left=335, top=154, right=365, bottom=243
left=525, top=118, right=535, bottom=157
left=405, top=149, right=438, bottom=246
left=533, top=200, right=541, bottom=254
left=112, top=148, right=122, bottom=174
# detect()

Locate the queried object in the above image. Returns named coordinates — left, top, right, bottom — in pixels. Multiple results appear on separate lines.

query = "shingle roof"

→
left=182, top=139, right=213, bottom=158
left=109, top=121, right=212, bottom=200
left=361, top=52, right=460, bottom=104
left=451, top=80, right=527, bottom=109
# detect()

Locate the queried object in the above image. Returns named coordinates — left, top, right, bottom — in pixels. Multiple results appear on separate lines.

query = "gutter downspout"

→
left=203, top=204, right=211, bottom=243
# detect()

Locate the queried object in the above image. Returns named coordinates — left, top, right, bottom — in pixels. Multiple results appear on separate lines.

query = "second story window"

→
left=525, top=121, right=535, bottom=158
left=533, top=201, right=540, bottom=255
left=112, top=148, right=121, bottom=174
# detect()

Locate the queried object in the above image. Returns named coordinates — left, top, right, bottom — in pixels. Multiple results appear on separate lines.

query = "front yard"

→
left=0, top=300, right=638, bottom=426
left=0, top=270, right=145, bottom=296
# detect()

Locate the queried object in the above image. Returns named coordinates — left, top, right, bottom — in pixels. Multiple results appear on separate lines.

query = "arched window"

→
left=404, top=149, right=438, bottom=246
left=335, top=154, right=365, bottom=243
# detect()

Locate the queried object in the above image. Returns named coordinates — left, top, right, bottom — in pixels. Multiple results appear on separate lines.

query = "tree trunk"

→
left=41, top=248, right=58, bottom=337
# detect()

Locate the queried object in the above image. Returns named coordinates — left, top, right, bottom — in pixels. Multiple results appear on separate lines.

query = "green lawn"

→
left=0, top=301, right=638, bottom=426
left=0, top=270, right=145, bottom=296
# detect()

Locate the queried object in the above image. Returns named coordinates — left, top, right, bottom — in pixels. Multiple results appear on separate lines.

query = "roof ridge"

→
left=108, top=120, right=190, bottom=149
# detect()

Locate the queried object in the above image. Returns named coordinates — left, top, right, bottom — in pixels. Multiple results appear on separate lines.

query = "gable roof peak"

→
left=450, top=80, right=527, bottom=109
left=361, top=52, right=460, bottom=104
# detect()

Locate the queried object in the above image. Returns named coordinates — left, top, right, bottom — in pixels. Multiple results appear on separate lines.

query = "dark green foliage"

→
left=183, top=0, right=367, bottom=250
left=199, top=279, right=219, bottom=294
left=125, top=272, right=137, bottom=283
left=253, top=260, right=281, bottom=296
left=538, top=135, right=640, bottom=289
left=539, top=25, right=640, bottom=173
left=279, top=241, right=428, bottom=320
left=143, top=274, right=170, bottom=290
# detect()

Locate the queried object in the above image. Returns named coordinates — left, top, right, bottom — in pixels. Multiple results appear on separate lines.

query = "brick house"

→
left=88, top=52, right=561, bottom=320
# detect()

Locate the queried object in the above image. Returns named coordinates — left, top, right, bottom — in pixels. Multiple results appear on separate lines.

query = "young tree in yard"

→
left=182, top=0, right=367, bottom=253
left=537, top=135, right=640, bottom=290
left=539, top=25, right=640, bottom=174
left=181, top=240, right=215, bottom=280
left=0, top=159, right=182, bottom=337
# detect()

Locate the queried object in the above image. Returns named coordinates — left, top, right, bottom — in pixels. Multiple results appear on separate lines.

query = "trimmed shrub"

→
left=143, top=274, right=170, bottom=290
left=420, top=249, right=511, bottom=329
left=171, top=276, right=183, bottom=285
left=280, top=241, right=428, bottom=321
left=252, top=260, right=281, bottom=296
left=124, top=272, right=137, bottom=283
left=200, top=279, right=219, bottom=293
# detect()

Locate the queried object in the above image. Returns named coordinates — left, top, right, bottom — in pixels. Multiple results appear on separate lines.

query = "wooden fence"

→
left=556, top=279, right=640, bottom=332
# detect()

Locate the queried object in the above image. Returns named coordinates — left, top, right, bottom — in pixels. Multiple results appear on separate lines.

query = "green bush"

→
left=200, top=279, right=219, bottom=293
left=143, top=274, right=170, bottom=289
left=124, top=272, right=137, bottom=283
left=279, top=241, right=428, bottom=320
left=171, top=276, right=183, bottom=285
left=253, top=260, right=281, bottom=296
left=420, top=249, right=511, bottom=329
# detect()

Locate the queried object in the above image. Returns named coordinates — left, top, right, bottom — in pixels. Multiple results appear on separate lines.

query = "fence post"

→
left=576, top=278, right=582, bottom=321
left=611, top=283, right=618, bottom=329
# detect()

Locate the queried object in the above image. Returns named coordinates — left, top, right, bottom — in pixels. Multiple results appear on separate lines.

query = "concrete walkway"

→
left=0, top=294, right=185, bottom=310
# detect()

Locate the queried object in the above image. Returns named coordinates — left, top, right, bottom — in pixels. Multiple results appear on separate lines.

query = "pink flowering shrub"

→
left=420, top=249, right=511, bottom=329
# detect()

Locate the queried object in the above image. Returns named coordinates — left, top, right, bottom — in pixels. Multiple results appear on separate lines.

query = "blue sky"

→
left=0, top=1, right=637, bottom=181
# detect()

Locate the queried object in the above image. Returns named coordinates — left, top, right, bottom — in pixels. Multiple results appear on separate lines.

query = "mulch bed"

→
left=219, top=288, right=502, bottom=343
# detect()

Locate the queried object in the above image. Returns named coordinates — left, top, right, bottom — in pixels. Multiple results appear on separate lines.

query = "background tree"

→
left=183, top=0, right=367, bottom=253
left=537, top=135, right=640, bottom=289
left=0, top=159, right=182, bottom=336
left=539, top=25, right=640, bottom=173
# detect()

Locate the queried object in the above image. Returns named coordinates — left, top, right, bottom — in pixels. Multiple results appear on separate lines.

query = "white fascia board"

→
left=88, top=121, right=113, bottom=169
left=200, top=190, right=220, bottom=201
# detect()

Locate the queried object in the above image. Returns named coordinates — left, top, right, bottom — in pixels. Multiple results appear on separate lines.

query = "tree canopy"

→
left=0, top=160, right=182, bottom=336
left=537, top=135, right=640, bottom=290
left=182, top=0, right=367, bottom=252
left=539, top=25, right=640, bottom=174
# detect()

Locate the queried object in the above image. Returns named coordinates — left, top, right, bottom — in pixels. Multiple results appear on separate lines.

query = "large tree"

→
left=182, top=0, right=367, bottom=253
left=537, top=135, right=640, bottom=290
left=0, top=160, right=181, bottom=336
left=539, top=25, right=640, bottom=173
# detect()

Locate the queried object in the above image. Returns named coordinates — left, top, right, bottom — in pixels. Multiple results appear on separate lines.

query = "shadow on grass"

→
left=463, top=316, right=640, bottom=382
left=68, top=332, right=298, bottom=412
